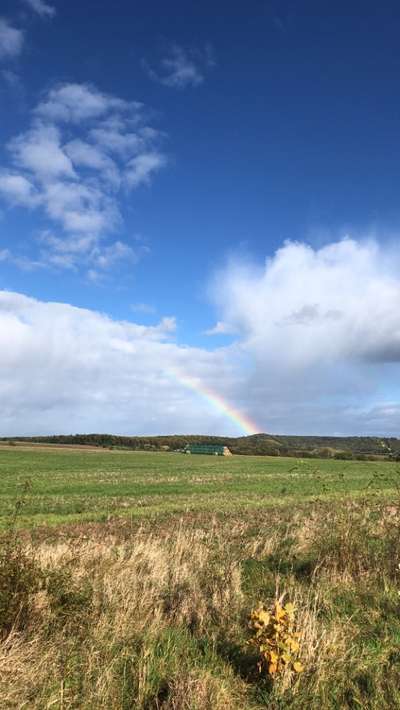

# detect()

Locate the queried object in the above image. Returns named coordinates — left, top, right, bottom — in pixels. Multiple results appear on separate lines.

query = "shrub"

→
left=248, top=599, right=304, bottom=677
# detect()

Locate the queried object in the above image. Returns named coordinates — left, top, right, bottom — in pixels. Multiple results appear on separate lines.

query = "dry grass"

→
left=1, top=522, right=247, bottom=708
left=2, top=503, right=400, bottom=708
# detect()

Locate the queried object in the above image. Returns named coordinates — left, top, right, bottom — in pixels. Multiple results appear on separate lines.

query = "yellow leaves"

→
left=249, top=605, right=270, bottom=629
left=284, top=602, right=296, bottom=620
left=287, top=637, right=300, bottom=653
left=257, top=609, right=270, bottom=626
left=293, top=661, right=304, bottom=673
left=269, top=650, right=279, bottom=664
left=274, top=602, right=286, bottom=621
left=248, top=597, right=304, bottom=680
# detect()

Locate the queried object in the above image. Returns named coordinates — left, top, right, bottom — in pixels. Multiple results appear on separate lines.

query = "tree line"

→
left=3, top=432, right=400, bottom=460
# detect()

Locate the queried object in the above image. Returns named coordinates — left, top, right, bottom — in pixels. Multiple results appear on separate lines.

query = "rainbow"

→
left=168, top=368, right=260, bottom=436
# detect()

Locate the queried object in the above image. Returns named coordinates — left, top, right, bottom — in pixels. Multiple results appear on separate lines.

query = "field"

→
left=0, top=445, right=397, bottom=527
left=2, top=446, right=400, bottom=708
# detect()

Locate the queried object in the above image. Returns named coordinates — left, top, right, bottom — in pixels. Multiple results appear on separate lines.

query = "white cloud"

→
left=9, top=123, right=75, bottom=179
left=22, top=0, right=56, bottom=18
left=212, top=239, right=400, bottom=367
left=89, top=117, right=153, bottom=157
left=42, top=180, right=118, bottom=234
left=0, top=83, right=167, bottom=273
left=0, top=290, right=238, bottom=437
left=204, top=321, right=237, bottom=336
left=206, top=238, right=400, bottom=435
left=0, top=248, right=44, bottom=271
left=35, top=83, right=134, bottom=123
left=35, top=233, right=142, bottom=276
left=41, top=251, right=76, bottom=270
left=64, top=139, right=120, bottom=187
left=3, top=239, right=400, bottom=437
left=144, top=44, right=215, bottom=89
left=125, top=151, right=167, bottom=188
left=0, top=19, right=24, bottom=59
left=39, top=231, right=96, bottom=255
left=0, top=172, right=39, bottom=207
left=92, top=240, right=138, bottom=269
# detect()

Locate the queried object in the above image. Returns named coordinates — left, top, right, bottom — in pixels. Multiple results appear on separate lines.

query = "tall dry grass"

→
left=1, top=503, right=400, bottom=708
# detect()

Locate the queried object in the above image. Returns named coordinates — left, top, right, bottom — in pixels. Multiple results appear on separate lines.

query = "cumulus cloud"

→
left=0, top=19, right=24, bottom=59
left=3, top=238, right=400, bottom=437
left=144, top=44, right=215, bottom=89
left=22, top=0, right=56, bottom=19
left=212, top=239, right=400, bottom=367
left=0, top=290, right=241, bottom=437
left=208, top=238, right=400, bottom=435
left=0, top=83, right=167, bottom=274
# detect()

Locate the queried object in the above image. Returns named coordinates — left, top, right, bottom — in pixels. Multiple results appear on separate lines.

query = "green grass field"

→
left=0, top=445, right=398, bottom=527
left=2, top=445, right=400, bottom=708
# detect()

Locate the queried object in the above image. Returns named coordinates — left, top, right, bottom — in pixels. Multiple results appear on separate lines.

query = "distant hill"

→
left=2, top=432, right=400, bottom=460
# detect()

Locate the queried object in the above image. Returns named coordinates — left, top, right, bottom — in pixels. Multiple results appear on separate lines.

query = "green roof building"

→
left=184, top=443, right=232, bottom=456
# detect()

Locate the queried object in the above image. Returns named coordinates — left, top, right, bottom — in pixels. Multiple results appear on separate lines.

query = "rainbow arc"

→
left=168, top=368, right=259, bottom=436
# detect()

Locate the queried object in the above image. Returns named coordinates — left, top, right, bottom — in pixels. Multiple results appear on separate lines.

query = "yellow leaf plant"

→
left=248, top=599, right=304, bottom=678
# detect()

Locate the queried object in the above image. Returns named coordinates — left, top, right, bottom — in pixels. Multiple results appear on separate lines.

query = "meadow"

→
left=1, top=445, right=400, bottom=708
left=0, top=445, right=396, bottom=527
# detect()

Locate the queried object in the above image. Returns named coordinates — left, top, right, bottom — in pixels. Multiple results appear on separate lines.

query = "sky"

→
left=1, top=0, right=400, bottom=437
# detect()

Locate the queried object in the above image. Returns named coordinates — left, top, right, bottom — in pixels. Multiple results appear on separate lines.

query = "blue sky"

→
left=1, top=0, right=400, bottom=437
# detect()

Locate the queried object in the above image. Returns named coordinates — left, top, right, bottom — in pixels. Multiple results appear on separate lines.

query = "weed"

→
left=0, top=534, right=41, bottom=638
left=248, top=598, right=304, bottom=678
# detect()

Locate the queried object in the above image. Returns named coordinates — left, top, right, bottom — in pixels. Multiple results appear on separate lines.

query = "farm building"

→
left=184, top=444, right=232, bottom=456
